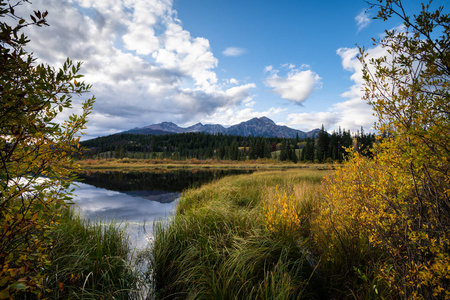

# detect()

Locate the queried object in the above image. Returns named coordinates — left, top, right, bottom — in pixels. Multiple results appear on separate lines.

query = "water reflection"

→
left=76, top=169, right=254, bottom=201
left=72, top=182, right=177, bottom=249
left=71, top=169, right=254, bottom=249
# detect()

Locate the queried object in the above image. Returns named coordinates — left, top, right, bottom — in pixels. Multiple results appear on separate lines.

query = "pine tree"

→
left=315, top=125, right=330, bottom=162
left=279, top=140, right=288, bottom=161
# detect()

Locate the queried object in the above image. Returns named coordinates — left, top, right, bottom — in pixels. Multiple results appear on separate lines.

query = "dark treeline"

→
left=77, top=169, right=254, bottom=194
left=81, top=125, right=375, bottom=163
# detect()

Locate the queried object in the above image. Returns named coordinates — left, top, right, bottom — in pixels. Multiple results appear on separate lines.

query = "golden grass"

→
left=150, top=168, right=333, bottom=299
left=74, top=158, right=335, bottom=173
left=176, top=169, right=331, bottom=216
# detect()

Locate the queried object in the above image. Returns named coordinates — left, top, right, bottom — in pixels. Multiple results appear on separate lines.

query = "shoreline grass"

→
left=42, top=166, right=389, bottom=299
left=44, top=208, right=146, bottom=299
left=148, top=167, right=393, bottom=299
left=149, top=169, right=332, bottom=299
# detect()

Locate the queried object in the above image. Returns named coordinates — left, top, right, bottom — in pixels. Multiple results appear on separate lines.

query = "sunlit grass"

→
left=74, top=158, right=334, bottom=172
left=149, top=167, right=394, bottom=298
left=149, top=169, right=330, bottom=299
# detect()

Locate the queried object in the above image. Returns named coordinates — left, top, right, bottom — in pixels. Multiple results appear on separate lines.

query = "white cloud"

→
left=264, top=65, right=273, bottom=73
left=264, top=65, right=322, bottom=104
left=122, top=25, right=160, bottom=55
left=198, top=106, right=286, bottom=127
left=355, top=10, right=371, bottom=32
left=228, top=78, right=238, bottom=85
left=286, top=111, right=341, bottom=131
left=222, top=47, right=246, bottom=57
left=14, top=0, right=256, bottom=138
left=285, top=45, right=388, bottom=133
left=244, top=97, right=256, bottom=107
left=153, top=22, right=219, bottom=88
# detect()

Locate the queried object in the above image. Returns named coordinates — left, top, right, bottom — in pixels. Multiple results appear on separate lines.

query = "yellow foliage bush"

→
left=263, top=182, right=318, bottom=241
left=318, top=144, right=450, bottom=299
left=264, top=187, right=301, bottom=234
left=314, top=1, right=450, bottom=298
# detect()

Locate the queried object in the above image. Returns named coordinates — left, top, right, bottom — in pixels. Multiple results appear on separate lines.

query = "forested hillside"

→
left=81, top=125, right=375, bottom=163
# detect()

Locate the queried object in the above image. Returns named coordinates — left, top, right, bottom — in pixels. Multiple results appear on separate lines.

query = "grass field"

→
left=148, top=169, right=337, bottom=299
left=74, top=158, right=334, bottom=172
left=65, top=160, right=395, bottom=298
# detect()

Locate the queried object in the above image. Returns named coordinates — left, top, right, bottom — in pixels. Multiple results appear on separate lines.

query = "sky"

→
left=13, top=0, right=444, bottom=139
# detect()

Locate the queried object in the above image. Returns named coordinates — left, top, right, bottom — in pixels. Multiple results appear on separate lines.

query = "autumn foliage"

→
left=0, top=1, right=94, bottom=298
left=316, top=1, right=450, bottom=298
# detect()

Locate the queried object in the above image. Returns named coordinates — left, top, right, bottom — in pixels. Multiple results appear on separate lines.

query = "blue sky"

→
left=174, top=0, right=379, bottom=112
left=15, top=0, right=442, bottom=139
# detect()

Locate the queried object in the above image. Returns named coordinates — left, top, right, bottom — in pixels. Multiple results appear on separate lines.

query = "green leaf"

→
left=10, top=282, right=27, bottom=290
left=0, top=276, right=10, bottom=287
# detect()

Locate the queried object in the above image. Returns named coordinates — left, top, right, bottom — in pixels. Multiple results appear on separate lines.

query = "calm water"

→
left=71, top=169, right=253, bottom=249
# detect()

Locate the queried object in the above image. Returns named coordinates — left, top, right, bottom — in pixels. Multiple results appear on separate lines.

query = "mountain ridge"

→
left=123, top=117, right=320, bottom=139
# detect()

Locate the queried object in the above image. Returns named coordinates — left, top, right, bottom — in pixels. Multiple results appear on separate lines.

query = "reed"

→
left=150, top=169, right=330, bottom=299
left=133, top=166, right=389, bottom=298
left=44, top=208, right=145, bottom=299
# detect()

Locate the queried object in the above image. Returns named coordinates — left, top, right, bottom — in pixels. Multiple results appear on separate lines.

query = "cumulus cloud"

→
left=198, top=105, right=286, bottom=127
left=222, top=47, right=246, bottom=57
left=264, top=65, right=322, bottom=104
left=285, top=46, right=387, bottom=133
left=122, top=25, right=160, bottom=55
left=286, top=111, right=341, bottom=131
left=355, top=9, right=371, bottom=32
left=15, top=0, right=256, bottom=138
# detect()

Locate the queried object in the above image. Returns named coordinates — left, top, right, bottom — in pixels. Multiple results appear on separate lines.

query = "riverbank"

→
left=55, top=165, right=391, bottom=299
left=147, top=167, right=393, bottom=299
left=44, top=208, right=145, bottom=299
left=74, top=158, right=334, bottom=172
left=148, top=169, right=334, bottom=299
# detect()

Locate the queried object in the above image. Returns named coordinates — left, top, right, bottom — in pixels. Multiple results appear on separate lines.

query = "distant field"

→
left=74, top=158, right=335, bottom=172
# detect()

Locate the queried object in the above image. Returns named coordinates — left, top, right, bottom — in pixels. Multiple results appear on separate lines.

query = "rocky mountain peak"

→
left=258, top=116, right=276, bottom=124
left=122, top=117, right=320, bottom=138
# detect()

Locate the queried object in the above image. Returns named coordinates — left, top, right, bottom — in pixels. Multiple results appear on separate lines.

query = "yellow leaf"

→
left=9, top=268, right=17, bottom=277
left=31, top=212, right=38, bottom=222
left=0, top=290, right=9, bottom=299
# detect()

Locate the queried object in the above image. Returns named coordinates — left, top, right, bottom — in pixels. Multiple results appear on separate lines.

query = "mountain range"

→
left=122, top=117, right=320, bottom=139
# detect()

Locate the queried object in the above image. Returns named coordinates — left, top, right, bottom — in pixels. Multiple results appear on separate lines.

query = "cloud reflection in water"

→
left=71, top=182, right=178, bottom=249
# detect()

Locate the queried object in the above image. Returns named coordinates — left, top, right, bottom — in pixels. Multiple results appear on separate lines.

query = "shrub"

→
left=0, top=1, right=94, bottom=297
left=318, top=1, right=450, bottom=298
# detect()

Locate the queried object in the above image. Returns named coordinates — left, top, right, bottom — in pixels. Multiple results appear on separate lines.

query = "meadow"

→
left=147, top=168, right=372, bottom=299
left=33, top=167, right=337, bottom=299
left=75, top=157, right=333, bottom=172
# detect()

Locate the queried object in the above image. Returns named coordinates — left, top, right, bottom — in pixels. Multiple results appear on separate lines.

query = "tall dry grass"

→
left=149, top=170, right=331, bottom=299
